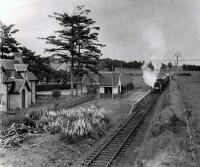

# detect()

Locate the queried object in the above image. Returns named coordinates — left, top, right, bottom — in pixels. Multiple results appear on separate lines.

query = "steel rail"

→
left=81, top=93, right=152, bottom=167
left=81, top=93, right=159, bottom=167
left=105, top=94, right=159, bottom=167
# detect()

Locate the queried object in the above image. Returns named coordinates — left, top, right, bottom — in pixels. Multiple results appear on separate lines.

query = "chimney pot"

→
left=14, top=54, right=23, bottom=64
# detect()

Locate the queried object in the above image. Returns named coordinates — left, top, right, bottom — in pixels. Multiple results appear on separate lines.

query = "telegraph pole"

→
left=112, top=62, right=114, bottom=100
left=175, top=51, right=181, bottom=76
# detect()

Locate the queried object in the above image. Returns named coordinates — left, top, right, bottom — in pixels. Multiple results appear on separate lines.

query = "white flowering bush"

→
left=45, top=105, right=110, bottom=139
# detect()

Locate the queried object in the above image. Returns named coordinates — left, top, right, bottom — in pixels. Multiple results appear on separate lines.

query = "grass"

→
left=134, top=80, right=194, bottom=167
left=0, top=90, right=148, bottom=167
left=177, top=71, right=200, bottom=165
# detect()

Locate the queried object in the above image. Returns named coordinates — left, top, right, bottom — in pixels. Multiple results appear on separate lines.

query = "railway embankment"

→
left=134, top=80, right=194, bottom=167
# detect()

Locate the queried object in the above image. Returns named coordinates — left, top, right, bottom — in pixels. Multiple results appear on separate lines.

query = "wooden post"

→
left=112, top=64, right=114, bottom=100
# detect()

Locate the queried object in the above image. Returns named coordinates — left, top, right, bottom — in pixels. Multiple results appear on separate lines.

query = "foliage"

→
left=161, top=63, right=167, bottom=71
left=147, top=61, right=154, bottom=70
left=168, top=62, right=173, bottom=69
left=182, top=64, right=200, bottom=71
left=0, top=24, right=20, bottom=58
left=20, top=46, right=70, bottom=83
left=36, top=83, right=75, bottom=91
left=52, top=90, right=61, bottom=98
left=46, top=105, right=110, bottom=139
left=98, top=58, right=144, bottom=70
left=40, top=6, right=105, bottom=96
left=20, top=46, right=52, bottom=82
left=178, top=73, right=191, bottom=76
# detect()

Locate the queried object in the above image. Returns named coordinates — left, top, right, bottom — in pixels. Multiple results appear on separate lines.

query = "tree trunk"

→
left=76, top=82, right=78, bottom=97
left=81, top=82, right=83, bottom=95
left=70, top=69, right=74, bottom=98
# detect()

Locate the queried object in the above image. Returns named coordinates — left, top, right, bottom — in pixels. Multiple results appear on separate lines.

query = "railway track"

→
left=81, top=92, right=160, bottom=167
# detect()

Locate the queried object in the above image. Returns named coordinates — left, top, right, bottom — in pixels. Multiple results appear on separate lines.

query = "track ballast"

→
left=81, top=92, right=160, bottom=167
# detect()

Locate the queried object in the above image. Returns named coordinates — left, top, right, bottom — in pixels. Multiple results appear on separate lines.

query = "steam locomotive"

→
left=152, top=74, right=170, bottom=93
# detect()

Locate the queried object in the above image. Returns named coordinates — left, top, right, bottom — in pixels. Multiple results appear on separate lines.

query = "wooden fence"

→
left=0, top=94, right=96, bottom=128
left=58, top=94, right=96, bottom=109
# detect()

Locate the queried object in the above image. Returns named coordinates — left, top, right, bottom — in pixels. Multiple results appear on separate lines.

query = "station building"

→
left=82, top=71, right=134, bottom=98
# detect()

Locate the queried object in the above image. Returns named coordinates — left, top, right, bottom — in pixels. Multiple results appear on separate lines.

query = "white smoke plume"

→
left=142, top=23, right=167, bottom=87
left=142, top=63, right=158, bottom=87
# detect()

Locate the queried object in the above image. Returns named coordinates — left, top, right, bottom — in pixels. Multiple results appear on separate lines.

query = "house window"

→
left=0, top=94, right=3, bottom=107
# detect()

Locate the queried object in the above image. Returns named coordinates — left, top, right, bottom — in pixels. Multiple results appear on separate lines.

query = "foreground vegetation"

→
left=0, top=91, right=147, bottom=167
left=134, top=80, right=194, bottom=167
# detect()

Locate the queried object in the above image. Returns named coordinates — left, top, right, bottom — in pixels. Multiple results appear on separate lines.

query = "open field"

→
left=0, top=90, right=148, bottom=167
left=177, top=71, right=200, bottom=165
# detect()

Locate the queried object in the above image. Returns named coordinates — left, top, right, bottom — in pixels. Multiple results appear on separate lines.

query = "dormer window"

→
left=11, top=71, right=15, bottom=79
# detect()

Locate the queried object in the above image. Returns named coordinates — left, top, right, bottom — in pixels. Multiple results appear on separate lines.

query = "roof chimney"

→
left=14, top=54, right=23, bottom=64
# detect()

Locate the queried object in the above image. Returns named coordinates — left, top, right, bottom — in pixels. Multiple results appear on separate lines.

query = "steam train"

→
left=152, top=74, right=170, bottom=93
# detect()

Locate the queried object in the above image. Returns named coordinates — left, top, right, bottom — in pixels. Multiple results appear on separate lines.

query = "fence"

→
left=58, top=94, right=96, bottom=109
left=0, top=94, right=96, bottom=128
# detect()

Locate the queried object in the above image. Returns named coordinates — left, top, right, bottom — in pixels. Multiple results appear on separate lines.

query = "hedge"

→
left=36, top=83, right=77, bottom=91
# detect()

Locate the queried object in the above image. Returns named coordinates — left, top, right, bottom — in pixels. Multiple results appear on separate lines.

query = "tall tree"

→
left=147, top=62, right=154, bottom=70
left=161, top=63, right=167, bottom=71
left=40, top=6, right=105, bottom=97
left=168, top=62, right=173, bottom=70
left=20, top=46, right=53, bottom=82
left=0, top=24, right=20, bottom=58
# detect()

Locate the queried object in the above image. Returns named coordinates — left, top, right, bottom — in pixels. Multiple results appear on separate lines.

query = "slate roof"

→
left=0, top=59, right=19, bottom=70
left=14, top=64, right=28, bottom=72
left=83, top=72, right=134, bottom=87
left=27, top=72, right=38, bottom=81
left=0, top=59, right=37, bottom=82
left=99, top=72, right=120, bottom=86
left=9, top=80, right=31, bottom=94
left=83, top=72, right=120, bottom=86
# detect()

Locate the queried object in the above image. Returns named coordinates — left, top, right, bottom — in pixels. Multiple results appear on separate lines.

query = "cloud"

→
left=0, top=0, right=200, bottom=64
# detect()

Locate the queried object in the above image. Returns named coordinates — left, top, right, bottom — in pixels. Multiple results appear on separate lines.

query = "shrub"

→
left=52, top=90, right=61, bottom=98
left=178, top=73, right=191, bottom=76
left=29, top=110, right=42, bottom=120
left=36, top=83, right=76, bottom=91
left=46, top=105, right=111, bottom=140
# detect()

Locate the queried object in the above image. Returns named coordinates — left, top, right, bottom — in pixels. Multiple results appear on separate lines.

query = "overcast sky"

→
left=1, top=0, right=200, bottom=64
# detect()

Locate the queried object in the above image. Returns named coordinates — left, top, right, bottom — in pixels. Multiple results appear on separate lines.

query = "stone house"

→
left=0, top=55, right=37, bottom=111
left=82, top=71, right=134, bottom=98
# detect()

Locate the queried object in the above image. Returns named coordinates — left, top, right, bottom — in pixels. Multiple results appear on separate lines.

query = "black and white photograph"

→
left=0, top=0, right=199, bottom=166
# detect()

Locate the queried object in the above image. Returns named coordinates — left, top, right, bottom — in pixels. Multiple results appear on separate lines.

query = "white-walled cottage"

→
left=0, top=55, right=37, bottom=111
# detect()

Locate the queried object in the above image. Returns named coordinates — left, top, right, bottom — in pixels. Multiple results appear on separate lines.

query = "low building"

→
left=82, top=72, right=134, bottom=98
left=0, top=55, right=37, bottom=111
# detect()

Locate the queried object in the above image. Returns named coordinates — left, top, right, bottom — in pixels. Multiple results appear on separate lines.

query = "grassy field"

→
left=177, top=70, right=200, bottom=165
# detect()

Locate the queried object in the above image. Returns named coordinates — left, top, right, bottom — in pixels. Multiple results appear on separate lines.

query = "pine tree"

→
left=0, top=23, right=20, bottom=58
left=40, top=6, right=105, bottom=97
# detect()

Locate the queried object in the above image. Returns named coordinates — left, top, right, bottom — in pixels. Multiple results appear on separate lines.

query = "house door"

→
left=22, top=89, right=25, bottom=108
